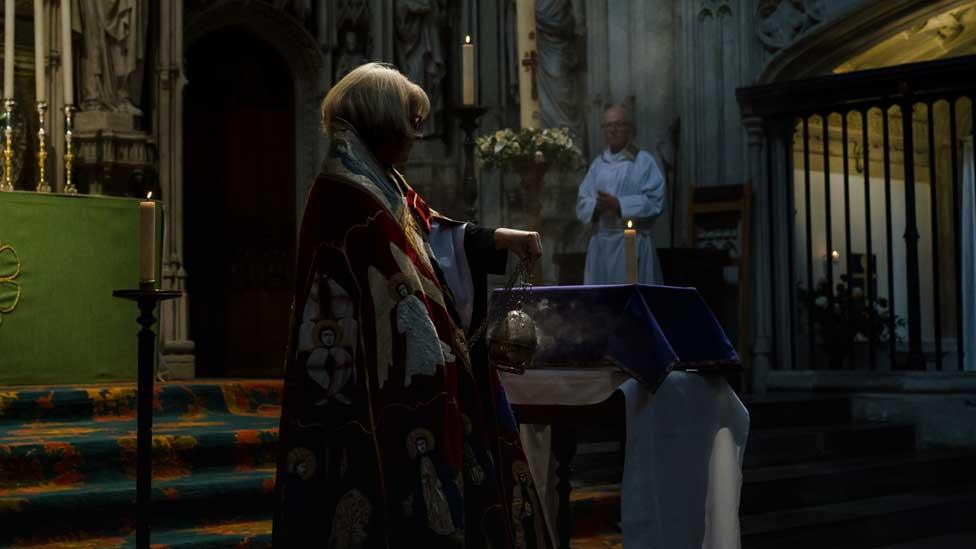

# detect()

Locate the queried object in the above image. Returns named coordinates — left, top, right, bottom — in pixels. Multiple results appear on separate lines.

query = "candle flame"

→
left=627, top=220, right=633, bottom=229
left=147, top=191, right=153, bottom=199
left=465, top=35, right=471, bottom=44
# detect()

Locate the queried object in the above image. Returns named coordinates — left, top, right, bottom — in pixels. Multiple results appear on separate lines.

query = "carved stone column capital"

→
left=743, top=115, right=767, bottom=146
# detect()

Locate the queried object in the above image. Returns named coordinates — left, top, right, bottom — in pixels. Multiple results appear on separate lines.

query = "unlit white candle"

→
left=139, top=199, right=155, bottom=283
left=462, top=35, right=474, bottom=106
left=59, top=0, right=70, bottom=104
left=32, top=0, right=44, bottom=103
left=4, top=0, right=14, bottom=99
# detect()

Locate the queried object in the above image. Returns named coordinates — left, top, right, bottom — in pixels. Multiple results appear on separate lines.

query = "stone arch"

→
left=758, top=0, right=972, bottom=83
left=184, top=2, right=327, bottom=217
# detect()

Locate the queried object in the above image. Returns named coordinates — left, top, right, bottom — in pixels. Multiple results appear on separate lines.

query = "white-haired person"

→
left=576, top=104, right=665, bottom=284
left=272, top=62, right=549, bottom=548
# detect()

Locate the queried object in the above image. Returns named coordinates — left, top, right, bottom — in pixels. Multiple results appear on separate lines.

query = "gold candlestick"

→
left=2, top=99, right=13, bottom=192
left=64, top=105, right=75, bottom=194
left=35, top=101, right=49, bottom=193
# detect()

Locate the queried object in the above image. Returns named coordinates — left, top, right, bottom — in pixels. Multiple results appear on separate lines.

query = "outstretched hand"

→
left=494, top=228, right=543, bottom=269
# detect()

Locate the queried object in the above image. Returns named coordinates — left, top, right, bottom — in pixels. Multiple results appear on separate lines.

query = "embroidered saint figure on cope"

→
left=461, top=414, right=487, bottom=486
left=512, top=460, right=547, bottom=549
left=404, top=427, right=464, bottom=538
left=328, top=489, right=372, bottom=549
left=298, top=272, right=357, bottom=405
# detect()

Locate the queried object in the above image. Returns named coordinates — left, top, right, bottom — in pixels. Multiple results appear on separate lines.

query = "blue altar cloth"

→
left=488, top=284, right=739, bottom=391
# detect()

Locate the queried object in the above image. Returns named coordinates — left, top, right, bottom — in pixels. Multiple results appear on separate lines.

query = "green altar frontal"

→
left=0, top=192, right=163, bottom=385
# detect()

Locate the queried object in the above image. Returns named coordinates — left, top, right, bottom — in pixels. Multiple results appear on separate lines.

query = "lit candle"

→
left=32, top=0, right=44, bottom=103
left=4, top=0, right=14, bottom=99
left=515, top=0, right=539, bottom=128
left=625, top=220, right=637, bottom=284
left=139, top=194, right=155, bottom=285
left=59, top=0, right=70, bottom=104
left=462, top=35, right=474, bottom=106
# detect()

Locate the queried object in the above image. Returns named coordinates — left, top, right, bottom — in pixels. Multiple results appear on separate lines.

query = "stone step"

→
left=874, top=530, right=976, bottom=548
left=6, top=518, right=274, bottom=548
left=741, top=449, right=976, bottom=514
left=573, top=421, right=918, bottom=478
left=745, top=422, right=917, bottom=468
left=0, top=467, right=276, bottom=545
left=570, top=483, right=976, bottom=549
left=0, top=381, right=283, bottom=424
left=0, top=415, right=279, bottom=490
left=567, top=449, right=976, bottom=539
left=743, top=393, right=852, bottom=429
left=741, top=488, right=976, bottom=549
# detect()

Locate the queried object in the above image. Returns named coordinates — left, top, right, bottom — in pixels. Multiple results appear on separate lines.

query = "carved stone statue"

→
left=536, top=0, right=586, bottom=142
left=335, top=30, right=368, bottom=81
left=74, top=0, right=149, bottom=115
left=756, top=0, right=825, bottom=52
left=272, top=0, right=311, bottom=20
left=395, top=0, right=447, bottom=137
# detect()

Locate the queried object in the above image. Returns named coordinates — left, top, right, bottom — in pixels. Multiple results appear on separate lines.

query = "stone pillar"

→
left=744, top=115, right=772, bottom=393
left=584, top=0, right=608, bottom=162
left=157, top=0, right=194, bottom=379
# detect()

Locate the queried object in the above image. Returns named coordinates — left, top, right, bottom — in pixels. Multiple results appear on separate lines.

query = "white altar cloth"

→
left=501, top=369, right=750, bottom=548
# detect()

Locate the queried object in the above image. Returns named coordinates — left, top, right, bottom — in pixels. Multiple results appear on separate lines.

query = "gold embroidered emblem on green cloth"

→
left=0, top=243, right=21, bottom=326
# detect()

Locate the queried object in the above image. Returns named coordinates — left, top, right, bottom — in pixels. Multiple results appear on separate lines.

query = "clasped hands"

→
left=495, top=228, right=543, bottom=271
left=595, top=190, right=622, bottom=217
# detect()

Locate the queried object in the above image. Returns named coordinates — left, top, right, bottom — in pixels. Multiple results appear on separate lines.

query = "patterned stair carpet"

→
left=0, top=381, right=280, bottom=548
left=0, top=380, right=623, bottom=548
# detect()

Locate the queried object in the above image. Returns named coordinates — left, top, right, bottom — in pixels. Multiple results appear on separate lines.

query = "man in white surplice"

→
left=576, top=105, right=665, bottom=284
left=505, top=103, right=746, bottom=549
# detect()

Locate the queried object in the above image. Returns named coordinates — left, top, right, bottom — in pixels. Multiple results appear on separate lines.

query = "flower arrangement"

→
left=798, top=275, right=905, bottom=367
left=475, top=127, right=584, bottom=173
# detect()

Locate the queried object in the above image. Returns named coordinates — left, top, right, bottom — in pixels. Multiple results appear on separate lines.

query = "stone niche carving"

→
left=72, top=0, right=154, bottom=195
left=334, top=0, right=372, bottom=81
left=395, top=0, right=448, bottom=138
left=756, top=0, right=825, bottom=52
left=536, top=0, right=586, bottom=143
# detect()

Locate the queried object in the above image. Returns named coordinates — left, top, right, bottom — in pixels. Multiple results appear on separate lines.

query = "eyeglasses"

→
left=601, top=121, right=631, bottom=131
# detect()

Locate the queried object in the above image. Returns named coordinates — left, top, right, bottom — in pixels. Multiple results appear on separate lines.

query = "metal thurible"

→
left=35, top=101, right=50, bottom=193
left=1, top=98, right=13, bottom=192
left=63, top=105, right=76, bottom=194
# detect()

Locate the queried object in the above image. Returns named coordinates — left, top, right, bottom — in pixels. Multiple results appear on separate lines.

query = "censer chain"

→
left=468, top=256, right=533, bottom=344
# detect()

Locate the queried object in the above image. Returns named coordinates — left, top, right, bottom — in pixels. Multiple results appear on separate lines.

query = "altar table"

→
left=492, top=285, right=748, bottom=549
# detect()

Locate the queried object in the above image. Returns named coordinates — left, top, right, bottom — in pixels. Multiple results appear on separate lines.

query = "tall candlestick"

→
left=4, top=0, right=14, bottom=99
left=59, top=0, right=70, bottom=104
left=625, top=220, right=637, bottom=284
left=515, top=0, right=539, bottom=128
left=2, top=98, right=12, bottom=191
left=462, top=35, right=474, bottom=106
left=63, top=104, right=74, bottom=193
left=32, top=0, right=44, bottom=103
left=35, top=100, right=47, bottom=191
left=140, top=195, right=156, bottom=285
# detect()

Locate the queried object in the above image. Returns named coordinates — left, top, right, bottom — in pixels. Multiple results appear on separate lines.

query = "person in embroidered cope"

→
left=576, top=104, right=666, bottom=284
left=273, top=62, right=549, bottom=549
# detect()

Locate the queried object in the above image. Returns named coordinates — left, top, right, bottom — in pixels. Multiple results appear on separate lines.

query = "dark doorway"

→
left=184, top=28, right=295, bottom=378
